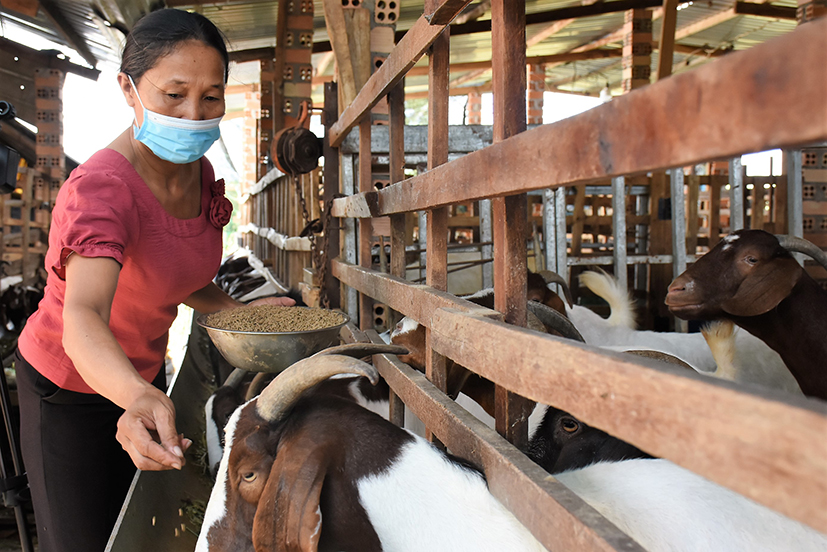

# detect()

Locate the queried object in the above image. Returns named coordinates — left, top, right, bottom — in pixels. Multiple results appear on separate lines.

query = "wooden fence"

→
left=323, top=3, right=827, bottom=549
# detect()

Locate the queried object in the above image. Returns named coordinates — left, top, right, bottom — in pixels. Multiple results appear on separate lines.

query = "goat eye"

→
left=241, top=472, right=257, bottom=483
left=561, top=418, right=579, bottom=433
left=745, top=256, right=758, bottom=265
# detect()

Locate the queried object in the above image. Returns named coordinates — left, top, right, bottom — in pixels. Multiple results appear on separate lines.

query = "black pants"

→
left=15, top=349, right=166, bottom=552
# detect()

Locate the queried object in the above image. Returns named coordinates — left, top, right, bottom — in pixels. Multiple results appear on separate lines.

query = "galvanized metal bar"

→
left=786, top=149, right=803, bottom=237
left=342, top=154, right=359, bottom=322
left=786, top=149, right=805, bottom=264
left=480, top=198, right=494, bottom=288
left=568, top=254, right=697, bottom=266
left=670, top=168, right=688, bottom=332
left=612, top=176, right=628, bottom=291
left=555, top=187, right=569, bottom=282
left=729, top=157, right=745, bottom=231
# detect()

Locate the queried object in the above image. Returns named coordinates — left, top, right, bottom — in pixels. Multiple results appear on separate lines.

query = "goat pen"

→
left=320, top=3, right=826, bottom=550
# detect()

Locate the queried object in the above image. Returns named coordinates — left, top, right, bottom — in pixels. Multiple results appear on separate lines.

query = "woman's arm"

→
left=62, top=255, right=186, bottom=471
left=184, top=281, right=295, bottom=313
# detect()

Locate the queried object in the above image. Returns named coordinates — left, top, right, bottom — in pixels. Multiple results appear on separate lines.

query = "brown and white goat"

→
left=666, top=230, right=827, bottom=400
left=196, top=344, right=547, bottom=552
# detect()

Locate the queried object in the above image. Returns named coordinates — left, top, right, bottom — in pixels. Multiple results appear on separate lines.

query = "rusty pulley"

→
left=271, top=101, right=323, bottom=176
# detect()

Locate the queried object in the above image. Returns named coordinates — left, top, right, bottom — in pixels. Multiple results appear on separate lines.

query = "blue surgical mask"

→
left=129, top=75, right=223, bottom=164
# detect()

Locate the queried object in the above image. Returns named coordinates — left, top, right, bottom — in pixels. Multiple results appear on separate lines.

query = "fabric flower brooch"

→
left=209, top=178, right=233, bottom=229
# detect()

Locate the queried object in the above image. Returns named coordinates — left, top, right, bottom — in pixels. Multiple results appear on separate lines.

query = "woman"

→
left=15, top=9, right=293, bottom=551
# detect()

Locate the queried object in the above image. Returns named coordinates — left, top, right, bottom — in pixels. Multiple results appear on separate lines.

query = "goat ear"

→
left=721, top=257, right=802, bottom=317
left=252, top=436, right=329, bottom=552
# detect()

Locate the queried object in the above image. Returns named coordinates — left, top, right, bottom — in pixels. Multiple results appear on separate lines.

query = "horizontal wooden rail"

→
left=428, top=309, right=827, bottom=534
left=331, top=259, right=501, bottom=325
left=328, top=1, right=473, bottom=147
left=331, top=18, right=827, bottom=217
left=236, top=223, right=312, bottom=251
left=363, top=333, right=643, bottom=552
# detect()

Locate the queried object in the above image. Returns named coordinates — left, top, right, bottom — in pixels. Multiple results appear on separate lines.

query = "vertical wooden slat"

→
left=323, top=83, right=342, bottom=308
left=775, top=174, right=788, bottom=234
left=612, top=176, right=627, bottom=289
left=709, top=175, right=722, bottom=248
left=686, top=174, right=700, bottom=252
left=571, top=185, right=587, bottom=255
left=491, top=0, right=531, bottom=449
left=425, top=0, right=450, bottom=444
left=359, top=118, right=374, bottom=330
left=388, top=79, right=407, bottom=428
left=657, top=0, right=679, bottom=80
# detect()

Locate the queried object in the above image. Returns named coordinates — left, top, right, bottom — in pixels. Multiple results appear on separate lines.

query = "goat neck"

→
left=728, top=275, right=827, bottom=399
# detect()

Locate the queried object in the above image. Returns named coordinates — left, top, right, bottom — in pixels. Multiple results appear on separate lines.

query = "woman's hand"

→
left=247, top=295, right=296, bottom=307
left=116, top=386, right=191, bottom=471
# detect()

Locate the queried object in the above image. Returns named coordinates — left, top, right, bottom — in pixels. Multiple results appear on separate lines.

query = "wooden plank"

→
left=709, top=174, right=722, bottom=247
left=331, top=20, right=827, bottom=216
left=734, top=1, right=797, bottom=19
left=656, top=0, right=679, bottom=80
left=329, top=15, right=451, bottom=146
left=429, top=309, right=827, bottom=534
left=358, top=118, right=374, bottom=330
left=367, top=337, right=644, bottom=552
left=686, top=174, right=700, bottom=252
left=491, top=0, right=531, bottom=448
left=322, top=83, right=341, bottom=308
left=425, top=0, right=475, bottom=25
left=331, top=259, right=502, bottom=326
left=323, top=0, right=358, bottom=107
left=425, top=6, right=451, bottom=442
left=387, top=79, right=407, bottom=428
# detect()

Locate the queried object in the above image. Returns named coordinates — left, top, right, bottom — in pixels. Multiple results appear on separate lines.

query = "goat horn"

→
left=256, top=355, right=379, bottom=422
left=245, top=371, right=273, bottom=401
left=527, top=301, right=585, bottom=342
left=310, top=343, right=409, bottom=359
left=536, top=270, right=574, bottom=307
left=222, top=368, right=248, bottom=389
left=776, top=234, right=827, bottom=271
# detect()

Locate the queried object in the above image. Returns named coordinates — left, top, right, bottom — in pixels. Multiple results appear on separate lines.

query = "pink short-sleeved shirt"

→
left=18, top=149, right=225, bottom=394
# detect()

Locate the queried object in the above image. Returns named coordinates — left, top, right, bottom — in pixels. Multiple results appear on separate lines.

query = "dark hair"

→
left=121, top=9, right=229, bottom=83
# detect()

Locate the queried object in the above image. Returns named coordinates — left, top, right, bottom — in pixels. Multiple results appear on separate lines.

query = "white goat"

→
left=556, top=458, right=827, bottom=552
left=569, top=270, right=802, bottom=394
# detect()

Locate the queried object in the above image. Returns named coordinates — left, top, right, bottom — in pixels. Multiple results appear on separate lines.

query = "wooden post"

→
left=709, top=175, right=723, bottom=248
left=358, top=117, right=373, bottom=330
left=259, top=57, right=276, bottom=181
left=491, top=0, right=531, bottom=449
left=656, top=0, right=679, bottom=80
left=425, top=0, right=450, bottom=445
left=322, top=82, right=341, bottom=308
left=686, top=174, right=700, bottom=253
left=388, top=78, right=406, bottom=428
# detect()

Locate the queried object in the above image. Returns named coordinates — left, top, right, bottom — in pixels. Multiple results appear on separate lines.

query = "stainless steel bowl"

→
left=195, top=309, right=350, bottom=373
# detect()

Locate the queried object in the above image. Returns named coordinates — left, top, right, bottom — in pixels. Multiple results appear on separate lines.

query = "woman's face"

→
left=122, top=39, right=226, bottom=125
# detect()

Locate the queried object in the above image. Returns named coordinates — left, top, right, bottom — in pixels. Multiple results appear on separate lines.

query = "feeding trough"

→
left=196, top=307, right=350, bottom=373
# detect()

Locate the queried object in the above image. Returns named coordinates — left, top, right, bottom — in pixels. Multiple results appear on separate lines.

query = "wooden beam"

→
left=228, top=47, right=274, bottom=63
left=428, top=309, right=827, bottom=533
left=37, top=0, right=97, bottom=68
left=426, top=0, right=474, bottom=25
left=328, top=15, right=451, bottom=146
left=0, top=37, right=99, bottom=80
left=491, top=0, right=531, bottom=449
left=331, top=260, right=502, bottom=326
left=735, top=1, right=798, bottom=19
left=454, top=0, right=491, bottom=24
left=657, top=0, right=679, bottom=80
left=330, top=18, right=827, bottom=217
left=323, top=0, right=358, bottom=107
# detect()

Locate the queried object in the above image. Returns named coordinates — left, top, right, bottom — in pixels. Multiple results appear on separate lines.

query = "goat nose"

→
left=668, top=275, right=692, bottom=294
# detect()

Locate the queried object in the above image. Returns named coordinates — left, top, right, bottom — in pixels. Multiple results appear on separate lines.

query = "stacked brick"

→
left=621, top=9, right=652, bottom=92
left=466, top=89, right=482, bottom=125
left=527, top=63, right=545, bottom=125
left=797, top=0, right=827, bottom=23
